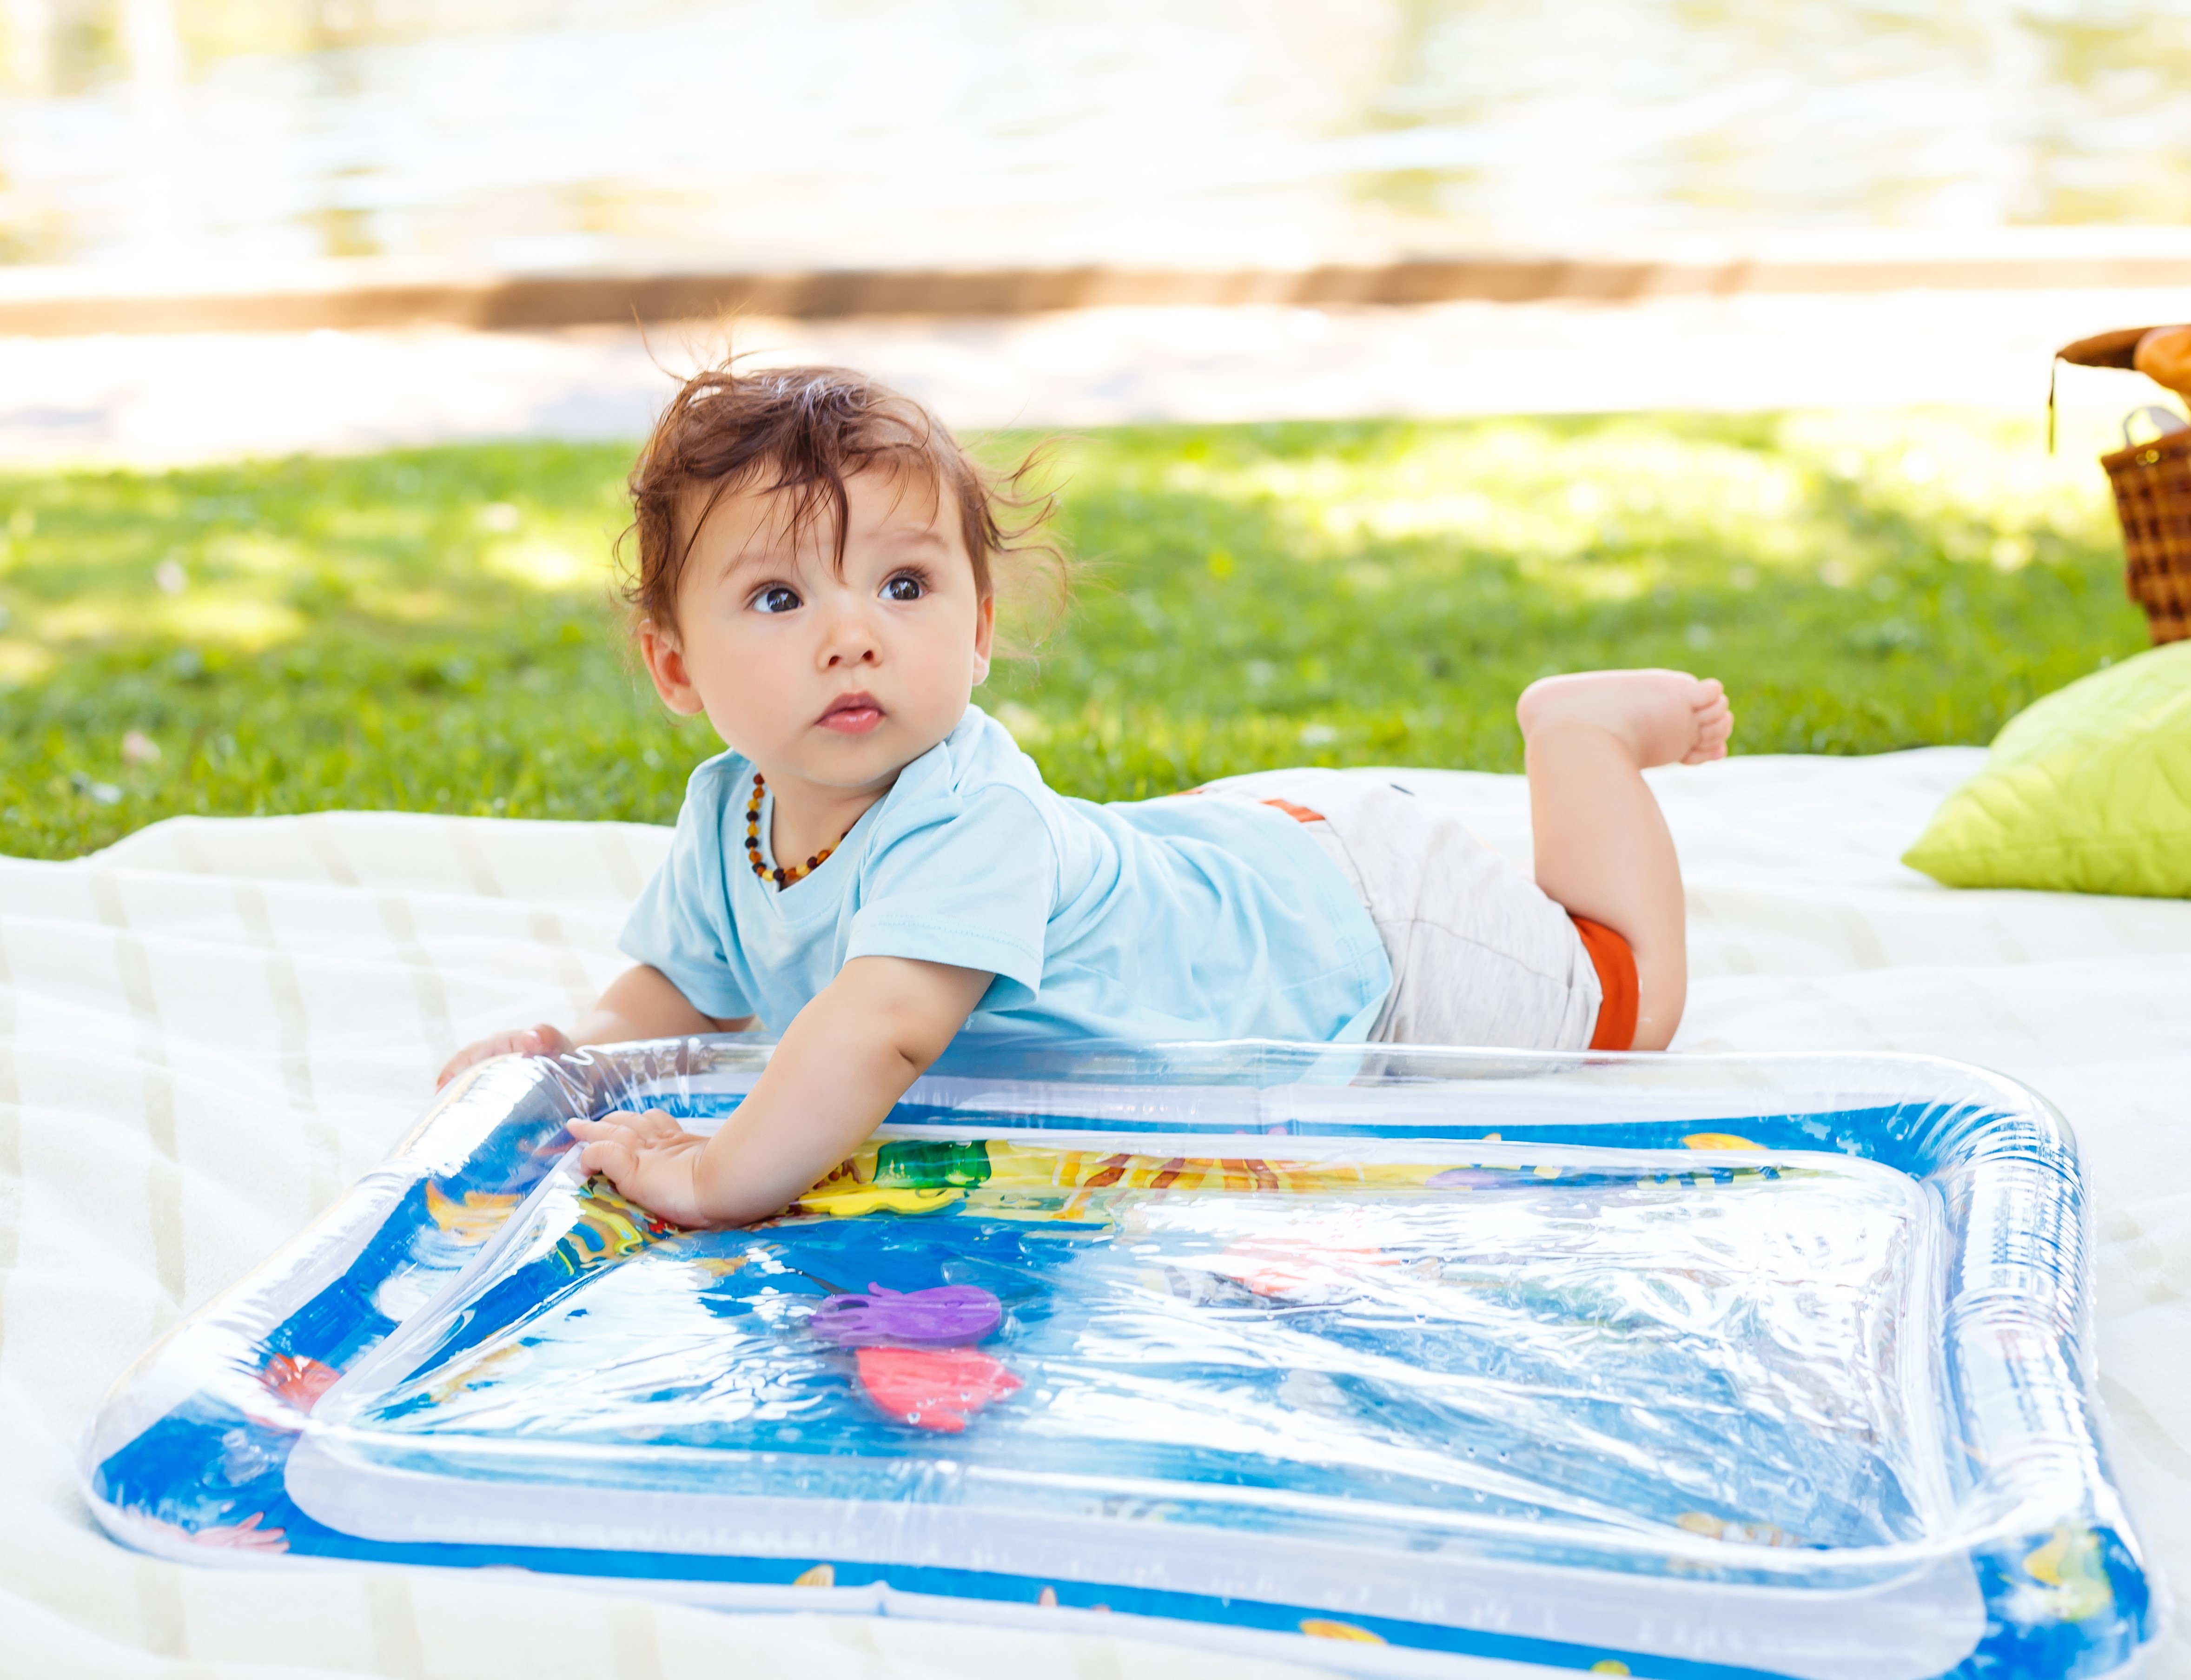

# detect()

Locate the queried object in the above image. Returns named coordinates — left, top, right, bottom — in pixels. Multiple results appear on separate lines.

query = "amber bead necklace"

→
left=745, top=771, right=845, bottom=889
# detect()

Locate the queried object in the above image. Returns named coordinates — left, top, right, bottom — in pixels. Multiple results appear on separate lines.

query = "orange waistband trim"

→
left=1170, top=787, right=1327, bottom=825
left=1570, top=915, right=1639, bottom=1052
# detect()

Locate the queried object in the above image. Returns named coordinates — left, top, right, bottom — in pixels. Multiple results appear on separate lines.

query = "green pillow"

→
left=1903, top=641, right=2191, bottom=897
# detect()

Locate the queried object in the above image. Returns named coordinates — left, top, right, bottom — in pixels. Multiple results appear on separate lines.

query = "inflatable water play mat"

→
left=82, top=1038, right=2163, bottom=1679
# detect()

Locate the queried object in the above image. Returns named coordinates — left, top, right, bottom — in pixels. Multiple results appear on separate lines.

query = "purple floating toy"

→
left=807, top=1283, right=1002, bottom=1347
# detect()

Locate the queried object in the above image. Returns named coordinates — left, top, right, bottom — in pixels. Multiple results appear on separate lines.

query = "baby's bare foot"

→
left=1516, top=669, right=1734, bottom=768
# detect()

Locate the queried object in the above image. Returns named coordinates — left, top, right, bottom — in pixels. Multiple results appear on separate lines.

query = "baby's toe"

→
left=1686, top=707, right=1734, bottom=763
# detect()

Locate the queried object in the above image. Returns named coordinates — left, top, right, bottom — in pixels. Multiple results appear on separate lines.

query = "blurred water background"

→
left=0, top=0, right=2181, bottom=872
left=5, top=0, right=2191, bottom=274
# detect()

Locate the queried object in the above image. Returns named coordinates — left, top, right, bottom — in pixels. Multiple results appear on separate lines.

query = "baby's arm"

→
left=435, top=963, right=755, bottom=1089
left=566, top=956, right=991, bottom=1228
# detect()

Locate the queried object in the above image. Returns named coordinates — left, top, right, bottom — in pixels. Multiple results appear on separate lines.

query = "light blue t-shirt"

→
left=618, top=706, right=1391, bottom=1043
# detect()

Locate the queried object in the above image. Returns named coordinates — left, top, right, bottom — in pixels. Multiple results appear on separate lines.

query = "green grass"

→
left=0, top=411, right=2152, bottom=861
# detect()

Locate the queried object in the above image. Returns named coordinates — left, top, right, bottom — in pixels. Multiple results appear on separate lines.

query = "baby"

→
left=441, top=363, right=1733, bottom=1228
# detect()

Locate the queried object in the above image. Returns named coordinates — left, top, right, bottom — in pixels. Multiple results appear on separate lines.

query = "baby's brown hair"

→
left=620, top=360, right=1063, bottom=638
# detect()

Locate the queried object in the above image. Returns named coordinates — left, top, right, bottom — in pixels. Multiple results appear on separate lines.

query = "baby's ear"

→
left=971, top=593, right=996, bottom=685
left=637, top=618, right=707, bottom=716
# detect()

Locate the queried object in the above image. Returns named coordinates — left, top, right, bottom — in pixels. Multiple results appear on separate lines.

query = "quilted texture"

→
left=1902, top=640, right=2191, bottom=896
left=11, top=761, right=2191, bottom=1680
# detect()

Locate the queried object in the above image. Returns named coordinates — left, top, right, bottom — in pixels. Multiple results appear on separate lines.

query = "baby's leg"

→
left=1515, top=670, right=1733, bottom=1050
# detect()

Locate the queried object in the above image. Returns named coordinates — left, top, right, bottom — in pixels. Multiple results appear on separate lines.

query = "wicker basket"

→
left=2057, top=326, right=2191, bottom=645
left=2099, top=428, right=2191, bottom=644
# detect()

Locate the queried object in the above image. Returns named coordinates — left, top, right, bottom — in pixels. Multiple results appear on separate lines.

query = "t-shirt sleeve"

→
left=845, top=783, right=1054, bottom=998
left=616, top=784, right=754, bottom=1021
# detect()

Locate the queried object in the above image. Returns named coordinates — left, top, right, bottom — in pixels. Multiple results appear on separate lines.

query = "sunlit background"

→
left=3, top=0, right=2188, bottom=859
left=7, top=0, right=2191, bottom=271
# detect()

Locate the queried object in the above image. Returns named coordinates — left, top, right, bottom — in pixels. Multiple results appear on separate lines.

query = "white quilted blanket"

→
left=4, top=748, right=2187, bottom=1680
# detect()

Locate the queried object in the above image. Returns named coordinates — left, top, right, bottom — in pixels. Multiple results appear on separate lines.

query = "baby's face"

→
left=643, top=465, right=994, bottom=799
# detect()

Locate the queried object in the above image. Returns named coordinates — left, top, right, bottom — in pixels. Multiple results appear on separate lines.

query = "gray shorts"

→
left=1202, top=770, right=1604, bottom=1051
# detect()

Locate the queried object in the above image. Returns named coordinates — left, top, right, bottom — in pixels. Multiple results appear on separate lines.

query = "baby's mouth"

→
left=818, top=692, right=885, bottom=734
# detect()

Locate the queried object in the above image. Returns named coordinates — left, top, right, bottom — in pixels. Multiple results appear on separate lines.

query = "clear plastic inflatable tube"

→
left=80, top=1038, right=2165, bottom=1679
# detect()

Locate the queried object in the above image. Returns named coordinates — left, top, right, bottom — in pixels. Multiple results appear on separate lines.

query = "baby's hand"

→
left=567, top=1110, right=717, bottom=1228
left=436, top=1023, right=575, bottom=1090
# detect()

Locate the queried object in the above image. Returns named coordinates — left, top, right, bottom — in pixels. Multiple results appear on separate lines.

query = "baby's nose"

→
left=823, top=624, right=881, bottom=665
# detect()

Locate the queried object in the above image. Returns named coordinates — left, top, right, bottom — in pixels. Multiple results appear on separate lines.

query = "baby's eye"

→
left=880, top=574, right=925, bottom=603
left=753, top=584, right=802, bottom=615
